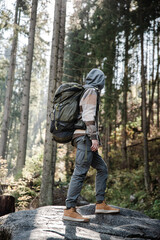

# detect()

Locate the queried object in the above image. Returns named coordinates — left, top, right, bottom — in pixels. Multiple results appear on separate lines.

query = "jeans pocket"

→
left=75, top=148, right=85, bottom=165
left=76, top=136, right=92, bottom=151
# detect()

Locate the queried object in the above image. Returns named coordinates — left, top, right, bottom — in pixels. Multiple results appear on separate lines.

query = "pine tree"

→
left=63, top=0, right=94, bottom=83
left=0, top=0, right=20, bottom=159
left=121, top=0, right=131, bottom=168
left=147, top=21, right=160, bottom=133
left=157, top=24, right=160, bottom=128
left=138, top=0, right=151, bottom=191
left=40, top=0, right=67, bottom=206
left=16, top=0, right=38, bottom=172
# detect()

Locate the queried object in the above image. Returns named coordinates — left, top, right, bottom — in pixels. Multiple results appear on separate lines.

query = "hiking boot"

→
left=95, top=201, right=120, bottom=214
left=63, top=207, right=90, bottom=222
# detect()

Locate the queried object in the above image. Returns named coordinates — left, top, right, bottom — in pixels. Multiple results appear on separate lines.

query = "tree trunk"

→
left=147, top=63, right=159, bottom=134
left=122, top=1, right=130, bottom=168
left=39, top=0, right=66, bottom=206
left=16, top=0, right=38, bottom=172
left=157, top=79, right=160, bottom=128
left=147, top=20, right=157, bottom=134
left=107, top=125, right=111, bottom=170
left=65, top=144, right=70, bottom=182
left=140, top=26, right=151, bottom=192
left=104, top=124, right=111, bottom=170
left=57, top=0, right=66, bottom=88
left=0, top=0, right=20, bottom=159
left=52, top=0, right=66, bottom=201
left=0, top=195, right=15, bottom=216
left=114, top=114, right=117, bottom=150
left=103, top=127, right=108, bottom=164
left=157, top=24, right=160, bottom=129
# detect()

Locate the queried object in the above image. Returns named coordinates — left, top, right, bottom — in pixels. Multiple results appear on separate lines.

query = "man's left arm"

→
left=81, top=88, right=99, bottom=151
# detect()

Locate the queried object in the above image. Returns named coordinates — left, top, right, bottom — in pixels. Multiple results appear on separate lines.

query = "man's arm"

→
left=81, top=88, right=99, bottom=151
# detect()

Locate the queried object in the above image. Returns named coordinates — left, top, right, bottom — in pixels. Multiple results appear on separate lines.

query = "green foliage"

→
left=22, top=154, right=43, bottom=179
left=104, top=166, right=160, bottom=219
left=79, top=165, right=160, bottom=219
left=81, top=183, right=96, bottom=202
left=1, top=154, right=43, bottom=210
left=0, top=7, right=12, bottom=31
left=150, top=200, right=160, bottom=219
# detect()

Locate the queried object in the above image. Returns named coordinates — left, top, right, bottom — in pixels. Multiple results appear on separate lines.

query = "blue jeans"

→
left=66, top=135, right=108, bottom=208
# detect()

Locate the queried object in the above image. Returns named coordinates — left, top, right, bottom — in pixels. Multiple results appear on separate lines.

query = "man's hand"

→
left=91, top=139, right=99, bottom=152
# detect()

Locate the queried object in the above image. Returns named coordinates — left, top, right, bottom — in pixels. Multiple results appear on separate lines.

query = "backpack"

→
left=50, top=82, right=86, bottom=143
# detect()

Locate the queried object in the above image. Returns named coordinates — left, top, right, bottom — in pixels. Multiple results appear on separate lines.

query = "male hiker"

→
left=63, top=68, right=120, bottom=222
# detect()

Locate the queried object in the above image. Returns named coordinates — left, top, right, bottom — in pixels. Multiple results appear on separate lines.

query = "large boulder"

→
left=0, top=204, right=160, bottom=240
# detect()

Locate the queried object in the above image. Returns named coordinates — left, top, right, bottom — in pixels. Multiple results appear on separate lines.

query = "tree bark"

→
left=40, top=0, right=66, bottom=206
left=103, top=123, right=111, bottom=170
left=121, top=1, right=130, bottom=168
left=0, top=0, right=20, bottom=159
left=114, top=112, right=117, bottom=150
left=106, top=125, right=111, bottom=170
left=140, top=25, right=151, bottom=192
left=57, top=0, right=66, bottom=88
left=157, top=79, right=160, bottom=128
left=16, top=0, right=38, bottom=172
left=157, top=24, right=160, bottom=129
left=65, top=144, right=70, bottom=182
left=147, top=21, right=158, bottom=134
left=52, top=0, right=66, bottom=201
left=0, top=195, right=15, bottom=216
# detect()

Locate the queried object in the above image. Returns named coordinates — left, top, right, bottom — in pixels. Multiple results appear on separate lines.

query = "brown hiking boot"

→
left=63, top=207, right=90, bottom=222
left=95, top=201, right=120, bottom=214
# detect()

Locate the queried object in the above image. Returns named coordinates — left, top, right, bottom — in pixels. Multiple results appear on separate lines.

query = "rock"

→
left=0, top=204, right=160, bottom=240
left=129, top=194, right=136, bottom=202
left=77, top=195, right=89, bottom=206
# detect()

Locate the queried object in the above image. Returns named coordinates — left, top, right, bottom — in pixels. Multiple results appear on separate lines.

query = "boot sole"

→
left=95, top=209, right=120, bottom=214
left=63, top=216, right=89, bottom=222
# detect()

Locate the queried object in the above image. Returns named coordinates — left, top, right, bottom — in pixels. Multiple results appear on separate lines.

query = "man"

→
left=63, top=69, right=120, bottom=222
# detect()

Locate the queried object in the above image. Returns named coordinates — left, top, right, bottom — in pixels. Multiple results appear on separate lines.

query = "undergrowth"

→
left=81, top=163, right=160, bottom=219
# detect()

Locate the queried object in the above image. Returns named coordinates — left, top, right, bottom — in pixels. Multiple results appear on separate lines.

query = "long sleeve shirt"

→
left=73, top=87, right=99, bottom=141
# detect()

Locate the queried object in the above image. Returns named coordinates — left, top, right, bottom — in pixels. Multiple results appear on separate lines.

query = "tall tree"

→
left=121, top=0, right=131, bottom=168
left=63, top=0, right=94, bottom=83
left=90, top=0, right=119, bottom=167
left=0, top=0, right=20, bottom=159
left=57, top=0, right=66, bottom=87
left=40, top=0, right=66, bottom=206
left=139, top=2, right=151, bottom=191
left=16, top=0, right=38, bottom=172
left=157, top=23, right=160, bottom=128
left=147, top=21, right=160, bottom=134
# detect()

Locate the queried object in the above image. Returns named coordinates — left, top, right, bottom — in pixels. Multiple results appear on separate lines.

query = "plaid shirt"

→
left=73, top=88, right=99, bottom=141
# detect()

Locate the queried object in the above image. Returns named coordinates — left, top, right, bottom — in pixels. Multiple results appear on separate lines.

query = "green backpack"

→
left=50, top=82, right=86, bottom=143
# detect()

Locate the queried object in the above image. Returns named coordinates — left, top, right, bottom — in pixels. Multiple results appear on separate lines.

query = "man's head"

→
left=85, top=68, right=105, bottom=90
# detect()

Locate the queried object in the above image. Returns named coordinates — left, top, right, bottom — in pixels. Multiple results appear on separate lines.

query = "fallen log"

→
left=127, top=136, right=160, bottom=148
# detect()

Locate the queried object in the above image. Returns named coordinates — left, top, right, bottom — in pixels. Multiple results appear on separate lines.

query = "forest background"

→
left=0, top=0, right=160, bottom=219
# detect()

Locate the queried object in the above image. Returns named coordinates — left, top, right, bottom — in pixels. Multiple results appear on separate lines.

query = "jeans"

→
left=66, top=135, right=108, bottom=208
